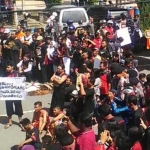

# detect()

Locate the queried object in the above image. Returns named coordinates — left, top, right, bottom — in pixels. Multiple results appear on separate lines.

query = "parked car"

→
left=87, top=6, right=130, bottom=27
left=48, top=5, right=89, bottom=33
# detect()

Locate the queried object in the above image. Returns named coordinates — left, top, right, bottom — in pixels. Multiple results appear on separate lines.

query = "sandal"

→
left=4, top=123, right=12, bottom=129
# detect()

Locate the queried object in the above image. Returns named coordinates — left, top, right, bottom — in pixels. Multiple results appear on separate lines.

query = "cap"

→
left=71, top=90, right=78, bottom=96
left=107, top=20, right=113, bottom=24
left=52, top=12, right=57, bottom=17
left=114, top=66, right=125, bottom=74
left=36, top=36, right=43, bottom=41
left=4, top=28, right=10, bottom=33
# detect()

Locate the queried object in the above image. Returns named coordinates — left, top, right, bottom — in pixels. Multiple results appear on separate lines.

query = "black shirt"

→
left=26, top=127, right=42, bottom=149
left=78, top=59, right=93, bottom=73
left=65, top=84, right=76, bottom=102
left=5, top=38, right=22, bottom=53
left=83, top=88, right=95, bottom=113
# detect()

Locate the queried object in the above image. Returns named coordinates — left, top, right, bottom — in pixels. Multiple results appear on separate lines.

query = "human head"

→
left=107, top=20, right=113, bottom=27
left=32, top=34, right=37, bottom=42
left=23, top=54, right=30, bottom=62
left=98, top=104, right=111, bottom=119
left=101, top=40, right=107, bottom=49
left=16, top=25, right=23, bottom=32
left=46, top=36, right=53, bottom=44
left=100, top=60, right=108, bottom=71
left=93, top=48, right=99, bottom=57
left=78, top=112, right=92, bottom=129
left=6, top=61, right=14, bottom=73
left=95, top=32, right=101, bottom=39
left=4, top=28, right=10, bottom=37
left=53, top=105, right=62, bottom=116
left=128, top=126, right=142, bottom=143
left=126, top=95, right=138, bottom=109
left=82, top=40, right=88, bottom=49
left=11, top=32, right=17, bottom=40
left=82, top=52, right=89, bottom=60
left=36, top=35, right=43, bottom=45
left=20, top=118, right=31, bottom=131
left=125, top=59, right=132, bottom=68
left=25, top=29, right=31, bottom=37
left=139, top=73, right=146, bottom=83
left=34, top=101, right=42, bottom=112
left=87, top=76, right=95, bottom=87
left=66, top=76, right=74, bottom=85
left=42, top=135, right=52, bottom=145
left=57, top=64, right=65, bottom=74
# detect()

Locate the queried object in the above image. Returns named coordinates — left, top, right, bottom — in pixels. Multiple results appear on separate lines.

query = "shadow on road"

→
left=0, top=116, right=19, bottom=125
left=10, top=145, right=18, bottom=150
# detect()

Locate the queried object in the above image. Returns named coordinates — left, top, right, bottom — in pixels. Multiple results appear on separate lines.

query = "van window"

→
left=62, top=10, right=86, bottom=23
left=110, top=10, right=129, bottom=18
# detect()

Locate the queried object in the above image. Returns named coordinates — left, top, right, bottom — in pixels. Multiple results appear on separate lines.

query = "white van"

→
left=49, top=5, right=89, bottom=33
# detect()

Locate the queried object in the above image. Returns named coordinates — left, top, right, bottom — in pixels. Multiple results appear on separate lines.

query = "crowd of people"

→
left=1, top=11, right=150, bottom=150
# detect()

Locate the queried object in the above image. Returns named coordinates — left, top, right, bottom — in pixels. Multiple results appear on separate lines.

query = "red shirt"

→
left=106, top=26, right=114, bottom=40
left=131, top=142, right=142, bottom=150
left=93, top=38, right=101, bottom=49
left=74, top=129, right=95, bottom=150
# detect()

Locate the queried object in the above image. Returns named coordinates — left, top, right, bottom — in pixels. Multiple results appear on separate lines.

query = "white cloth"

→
left=63, top=57, right=71, bottom=75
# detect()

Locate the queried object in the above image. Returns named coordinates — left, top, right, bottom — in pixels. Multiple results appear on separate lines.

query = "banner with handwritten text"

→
left=0, top=77, right=26, bottom=100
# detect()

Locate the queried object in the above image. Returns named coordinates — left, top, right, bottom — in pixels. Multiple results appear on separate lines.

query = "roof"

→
left=49, top=5, right=77, bottom=11
left=88, top=5, right=127, bottom=11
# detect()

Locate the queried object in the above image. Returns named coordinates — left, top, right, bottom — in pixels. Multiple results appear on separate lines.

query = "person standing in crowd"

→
left=65, top=112, right=95, bottom=150
left=4, top=31, right=22, bottom=69
left=35, top=35, right=48, bottom=83
left=0, top=28, right=11, bottom=68
left=16, top=25, right=25, bottom=41
left=4, top=61, right=23, bottom=129
left=50, top=64, right=67, bottom=114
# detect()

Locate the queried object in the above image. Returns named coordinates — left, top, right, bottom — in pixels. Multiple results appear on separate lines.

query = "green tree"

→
left=136, top=0, right=150, bottom=30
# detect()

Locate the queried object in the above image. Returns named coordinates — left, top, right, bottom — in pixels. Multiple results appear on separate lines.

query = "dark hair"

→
left=145, top=107, right=150, bottom=121
left=55, top=124, right=74, bottom=147
left=88, top=76, right=95, bottom=85
left=98, top=104, right=111, bottom=117
left=94, top=69, right=100, bottom=78
left=42, top=135, right=52, bottom=144
left=58, top=64, right=65, bottom=70
left=115, top=132, right=132, bottom=150
left=79, top=112, right=92, bottom=127
left=67, top=76, right=75, bottom=83
left=34, top=101, right=42, bottom=107
left=20, top=118, right=30, bottom=126
left=53, top=105, right=62, bottom=110
left=54, top=124, right=68, bottom=140
left=101, top=60, right=108, bottom=67
left=6, top=61, right=14, bottom=67
left=127, top=95, right=137, bottom=105
left=147, top=74, right=150, bottom=83
left=128, top=126, right=142, bottom=143
left=139, top=73, right=146, bottom=80
left=125, top=58, right=132, bottom=66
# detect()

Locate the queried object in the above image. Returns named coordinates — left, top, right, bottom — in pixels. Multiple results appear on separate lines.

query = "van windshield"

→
left=62, top=11, right=86, bottom=23
left=110, top=10, right=129, bottom=18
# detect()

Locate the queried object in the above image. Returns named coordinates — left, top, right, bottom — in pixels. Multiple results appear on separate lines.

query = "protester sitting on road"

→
left=17, top=54, right=33, bottom=82
left=49, top=105, right=65, bottom=136
left=18, top=118, right=42, bottom=150
left=32, top=101, right=50, bottom=135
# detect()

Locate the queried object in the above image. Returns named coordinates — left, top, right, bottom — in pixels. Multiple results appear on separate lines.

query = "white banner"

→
left=0, top=77, right=26, bottom=100
left=116, top=27, right=131, bottom=46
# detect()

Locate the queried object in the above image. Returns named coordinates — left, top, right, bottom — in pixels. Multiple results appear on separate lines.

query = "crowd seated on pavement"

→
left=1, top=13, right=150, bottom=150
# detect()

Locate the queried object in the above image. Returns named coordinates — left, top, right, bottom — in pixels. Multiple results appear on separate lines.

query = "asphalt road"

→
left=0, top=93, right=52, bottom=150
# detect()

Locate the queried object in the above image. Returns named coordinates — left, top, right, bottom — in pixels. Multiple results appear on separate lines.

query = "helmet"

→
left=60, top=30, right=67, bottom=35
left=67, top=20, right=74, bottom=26
left=52, top=12, right=57, bottom=17
left=100, top=19, right=106, bottom=24
left=69, top=25, right=75, bottom=31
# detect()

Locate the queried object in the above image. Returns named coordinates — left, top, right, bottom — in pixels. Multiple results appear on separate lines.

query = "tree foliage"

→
left=136, top=0, right=150, bottom=30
